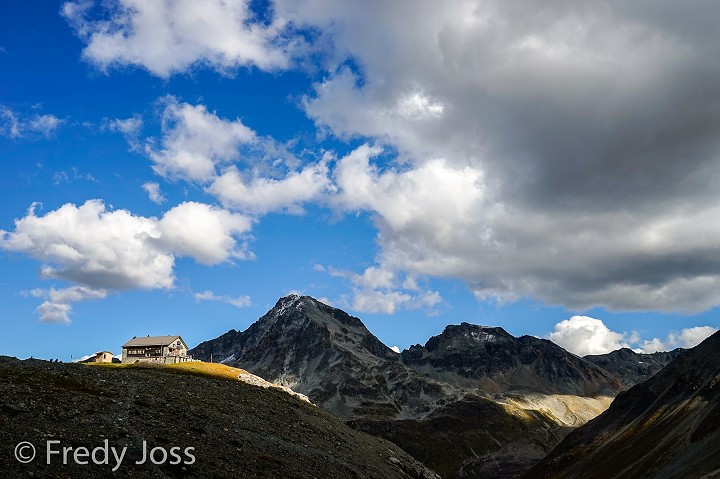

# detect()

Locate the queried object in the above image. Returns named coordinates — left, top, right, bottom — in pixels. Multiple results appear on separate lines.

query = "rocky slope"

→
left=521, top=331, right=720, bottom=479
left=0, top=356, right=436, bottom=479
left=401, top=322, right=623, bottom=396
left=191, top=295, right=627, bottom=478
left=585, top=347, right=685, bottom=388
left=191, top=295, right=462, bottom=421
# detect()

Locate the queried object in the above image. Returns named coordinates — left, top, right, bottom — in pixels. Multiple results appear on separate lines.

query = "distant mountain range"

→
left=190, top=295, right=682, bottom=477
left=584, top=347, right=685, bottom=388
left=401, top=322, right=622, bottom=396
left=523, top=330, right=720, bottom=478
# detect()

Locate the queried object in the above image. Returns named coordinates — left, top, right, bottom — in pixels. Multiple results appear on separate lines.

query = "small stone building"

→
left=121, top=335, right=191, bottom=364
left=93, top=351, right=115, bottom=363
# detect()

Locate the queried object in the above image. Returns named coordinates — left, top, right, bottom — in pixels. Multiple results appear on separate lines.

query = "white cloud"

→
left=639, top=338, right=667, bottom=354
left=147, top=98, right=256, bottom=183
left=52, top=167, right=97, bottom=185
left=106, top=116, right=143, bottom=135
left=272, top=1, right=720, bottom=314
left=333, top=145, right=486, bottom=261
left=33, top=286, right=107, bottom=323
left=1, top=106, right=21, bottom=137
left=28, top=114, right=63, bottom=137
left=670, top=326, right=719, bottom=349
left=389, top=346, right=401, bottom=354
left=316, top=296, right=334, bottom=306
left=0, top=105, right=63, bottom=138
left=156, top=201, right=253, bottom=264
left=194, top=290, right=251, bottom=308
left=59, top=1, right=720, bottom=314
left=104, top=115, right=143, bottom=149
left=548, top=316, right=632, bottom=357
left=62, top=0, right=290, bottom=77
left=642, top=326, right=719, bottom=353
left=331, top=263, right=443, bottom=315
left=1, top=200, right=174, bottom=290
left=1, top=199, right=253, bottom=321
left=548, top=316, right=718, bottom=355
left=349, top=289, right=412, bottom=314
left=36, top=301, right=72, bottom=323
left=143, top=97, right=331, bottom=215
left=330, top=266, right=396, bottom=290
left=413, top=290, right=443, bottom=309
left=53, top=171, right=70, bottom=185
left=209, top=161, right=331, bottom=214
left=142, top=182, right=166, bottom=204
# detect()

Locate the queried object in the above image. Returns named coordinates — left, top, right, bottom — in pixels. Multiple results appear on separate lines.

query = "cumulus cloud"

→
left=209, top=161, right=332, bottom=214
left=547, top=316, right=632, bottom=357
left=349, top=289, right=412, bottom=314
left=671, top=326, right=719, bottom=349
left=333, top=145, right=485, bottom=249
left=389, top=346, right=401, bottom=354
left=641, top=326, right=719, bottom=353
left=329, top=266, right=396, bottom=290
left=32, top=286, right=107, bottom=323
left=155, top=201, right=253, bottom=264
left=62, top=0, right=291, bottom=77
left=142, top=182, right=166, bottom=204
left=1, top=200, right=252, bottom=321
left=143, top=96, right=332, bottom=215
left=331, top=264, right=443, bottom=314
left=60, top=2, right=720, bottom=313
left=638, top=338, right=666, bottom=354
left=270, top=1, right=720, bottom=313
left=147, top=97, right=256, bottom=183
left=548, top=316, right=718, bottom=355
left=1, top=200, right=173, bottom=290
left=194, top=290, right=252, bottom=308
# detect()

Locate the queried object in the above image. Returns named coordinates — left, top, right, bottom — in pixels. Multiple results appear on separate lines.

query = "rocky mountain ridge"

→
left=522, top=330, right=720, bottom=478
left=192, top=295, right=461, bottom=421
left=191, top=295, right=653, bottom=477
left=584, top=347, right=685, bottom=388
left=401, top=322, right=623, bottom=396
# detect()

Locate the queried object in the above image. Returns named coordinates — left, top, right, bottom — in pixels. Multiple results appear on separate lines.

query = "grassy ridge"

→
left=85, top=361, right=249, bottom=382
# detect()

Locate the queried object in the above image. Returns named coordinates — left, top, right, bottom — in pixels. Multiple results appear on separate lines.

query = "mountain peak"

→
left=272, top=294, right=312, bottom=313
left=266, top=294, right=367, bottom=331
left=585, top=346, right=687, bottom=388
left=425, top=322, right=513, bottom=351
left=402, top=321, right=622, bottom=396
left=190, top=294, right=400, bottom=401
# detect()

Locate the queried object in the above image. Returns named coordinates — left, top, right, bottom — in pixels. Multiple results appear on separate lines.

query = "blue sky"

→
left=2, top=1, right=719, bottom=361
